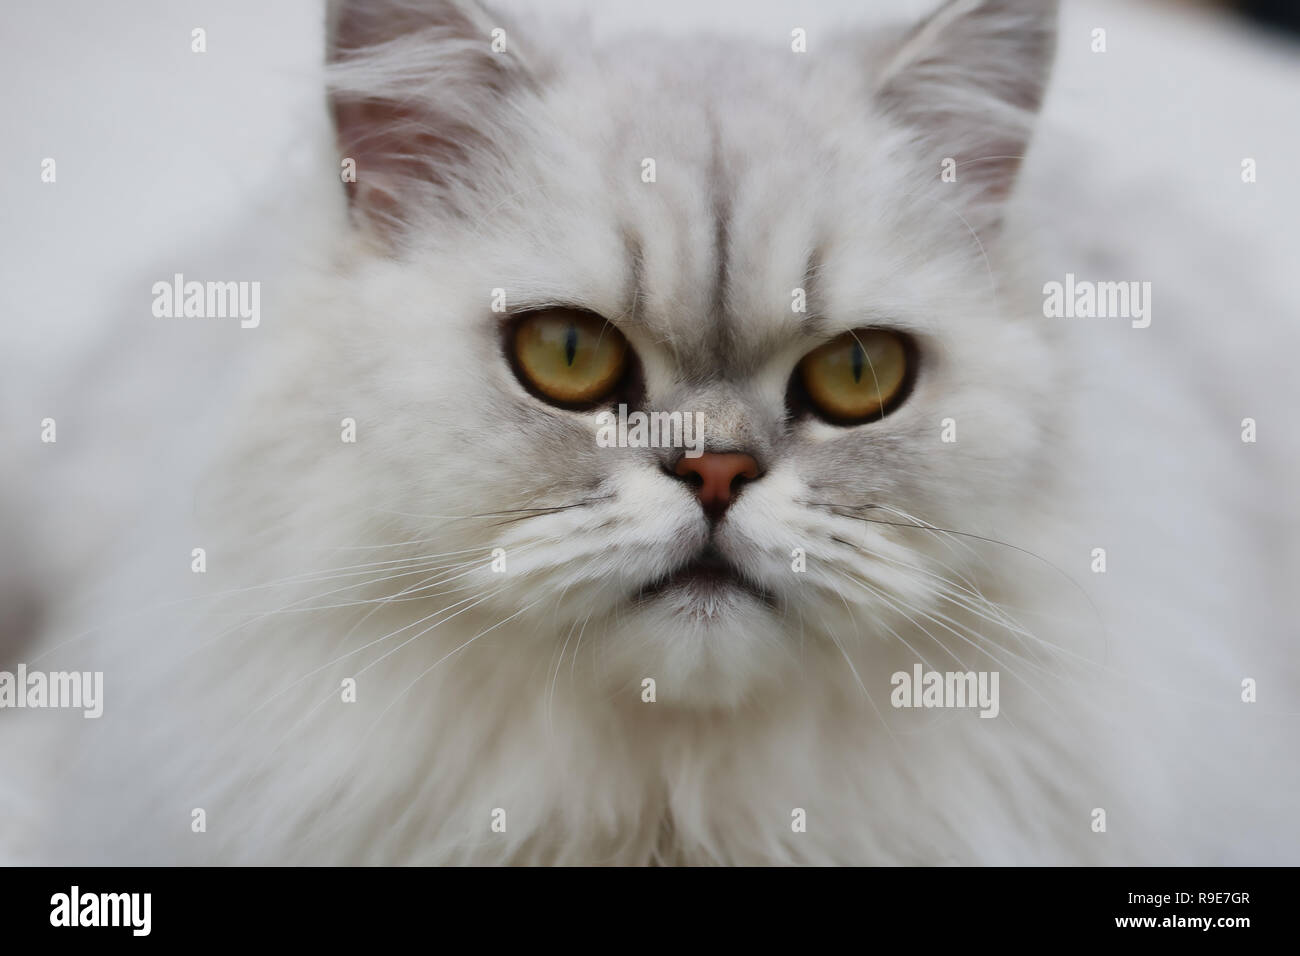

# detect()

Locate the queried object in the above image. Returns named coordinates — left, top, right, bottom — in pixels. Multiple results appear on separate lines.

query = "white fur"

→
left=2, top=0, right=1298, bottom=864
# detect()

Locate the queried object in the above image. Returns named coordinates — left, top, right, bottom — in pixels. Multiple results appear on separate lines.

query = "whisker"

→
left=812, top=501, right=1113, bottom=666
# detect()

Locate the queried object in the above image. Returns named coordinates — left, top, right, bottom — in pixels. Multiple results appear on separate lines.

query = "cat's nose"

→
left=671, top=452, right=762, bottom=521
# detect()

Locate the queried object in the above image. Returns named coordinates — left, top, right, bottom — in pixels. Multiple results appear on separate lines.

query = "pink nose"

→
left=673, top=452, right=761, bottom=519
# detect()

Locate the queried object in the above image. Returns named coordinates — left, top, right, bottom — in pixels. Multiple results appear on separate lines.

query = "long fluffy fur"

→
left=2, top=0, right=1298, bottom=865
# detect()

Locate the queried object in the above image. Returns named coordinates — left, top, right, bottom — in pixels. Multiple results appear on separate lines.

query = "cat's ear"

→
left=326, top=0, right=533, bottom=240
left=875, top=0, right=1058, bottom=211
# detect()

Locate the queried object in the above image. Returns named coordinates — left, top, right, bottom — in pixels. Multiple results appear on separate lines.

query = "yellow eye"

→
left=511, top=309, right=629, bottom=406
left=798, top=329, right=911, bottom=423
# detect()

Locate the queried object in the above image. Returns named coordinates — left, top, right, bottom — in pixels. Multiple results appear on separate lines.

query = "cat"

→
left=2, top=0, right=1298, bottom=864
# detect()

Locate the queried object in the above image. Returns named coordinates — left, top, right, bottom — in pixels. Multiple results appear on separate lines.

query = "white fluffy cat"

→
left=2, top=0, right=1298, bottom=864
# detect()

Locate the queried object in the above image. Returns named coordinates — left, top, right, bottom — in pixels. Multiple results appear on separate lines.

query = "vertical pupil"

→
left=850, top=341, right=864, bottom=384
left=564, top=325, right=579, bottom=366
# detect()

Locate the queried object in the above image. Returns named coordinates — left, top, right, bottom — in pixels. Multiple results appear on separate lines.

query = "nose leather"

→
left=673, top=452, right=761, bottom=519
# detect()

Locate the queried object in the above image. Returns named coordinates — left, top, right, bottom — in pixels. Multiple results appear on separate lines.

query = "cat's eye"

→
left=510, top=309, right=629, bottom=407
left=797, top=329, right=912, bottom=424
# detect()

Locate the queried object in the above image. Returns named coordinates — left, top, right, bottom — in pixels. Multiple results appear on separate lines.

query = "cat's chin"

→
left=635, top=578, right=772, bottom=620
left=597, top=580, right=791, bottom=709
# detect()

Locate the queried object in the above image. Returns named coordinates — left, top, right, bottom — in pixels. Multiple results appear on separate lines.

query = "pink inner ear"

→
left=334, top=96, right=480, bottom=231
left=962, top=133, right=1031, bottom=202
left=876, top=1, right=1057, bottom=211
left=326, top=2, right=525, bottom=236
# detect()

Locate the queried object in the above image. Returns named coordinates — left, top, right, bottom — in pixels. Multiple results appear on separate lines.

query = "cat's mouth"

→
left=635, top=545, right=775, bottom=608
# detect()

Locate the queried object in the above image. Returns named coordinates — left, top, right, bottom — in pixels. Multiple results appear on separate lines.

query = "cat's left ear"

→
left=325, top=0, right=536, bottom=242
left=875, top=0, right=1058, bottom=214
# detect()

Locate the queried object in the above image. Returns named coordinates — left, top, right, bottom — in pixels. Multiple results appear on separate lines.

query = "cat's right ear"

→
left=873, top=0, right=1059, bottom=222
left=326, top=0, right=533, bottom=242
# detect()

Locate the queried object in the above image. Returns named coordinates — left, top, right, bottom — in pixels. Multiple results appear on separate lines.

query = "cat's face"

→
left=323, top=0, right=1061, bottom=706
